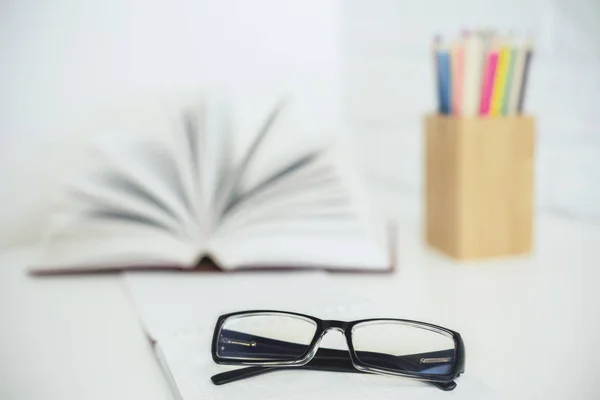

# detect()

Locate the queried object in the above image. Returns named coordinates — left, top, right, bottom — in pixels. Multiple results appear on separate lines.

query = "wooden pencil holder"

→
left=424, top=114, right=535, bottom=260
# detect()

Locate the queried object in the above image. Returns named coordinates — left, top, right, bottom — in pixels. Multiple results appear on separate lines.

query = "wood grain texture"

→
left=425, top=115, right=535, bottom=259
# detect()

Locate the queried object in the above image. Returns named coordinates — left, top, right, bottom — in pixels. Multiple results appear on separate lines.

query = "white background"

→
left=2, top=0, right=600, bottom=248
left=0, top=0, right=342, bottom=247
left=2, top=213, right=599, bottom=399
left=1, top=2, right=600, bottom=399
left=342, top=0, right=600, bottom=221
left=2, top=0, right=600, bottom=249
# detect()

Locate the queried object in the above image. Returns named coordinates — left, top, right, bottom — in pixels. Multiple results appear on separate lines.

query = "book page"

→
left=210, top=148, right=390, bottom=271
left=167, top=107, right=203, bottom=224
left=93, top=135, right=198, bottom=233
left=213, top=93, right=334, bottom=219
left=210, top=226, right=389, bottom=271
left=228, top=94, right=339, bottom=198
left=66, top=174, right=184, bottom=236
left=213, top=98, right=288, bottom=220
left=218, top=153, right=337, bottom=228
left=33, top=217, right=197, bottom=271
left=33, top=132, right=201, bottom=271
left=221, top=151, right=323, bottom=218
left=178, top=92, right=235, bottom=231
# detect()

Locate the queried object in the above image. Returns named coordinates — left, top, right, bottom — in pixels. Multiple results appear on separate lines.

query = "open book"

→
left=32, top=94, right=392, bottom=273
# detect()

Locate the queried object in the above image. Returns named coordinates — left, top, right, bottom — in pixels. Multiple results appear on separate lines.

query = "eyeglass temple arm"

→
left=211, top=353, right=457, bottom=391
left=213, top=330, right=458, bottom=391
left=211, top=352, right=359, bottom=384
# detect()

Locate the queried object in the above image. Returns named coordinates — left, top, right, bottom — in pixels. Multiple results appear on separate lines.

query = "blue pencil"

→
left=436, top=47, right=452, bottom=115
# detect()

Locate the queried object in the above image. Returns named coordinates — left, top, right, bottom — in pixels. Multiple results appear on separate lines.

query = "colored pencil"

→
left=480, top=49, right=499, bottom=116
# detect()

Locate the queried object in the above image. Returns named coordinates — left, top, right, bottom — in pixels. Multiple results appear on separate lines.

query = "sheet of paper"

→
left=124, top=271, right=378, bottom=339
left=156, top=328, right=496, bottom=400
left=125, top=272, right=496, bottom=399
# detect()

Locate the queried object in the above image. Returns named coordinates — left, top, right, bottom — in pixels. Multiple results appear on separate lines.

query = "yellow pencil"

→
left=490, top=42, right=512, bottom=116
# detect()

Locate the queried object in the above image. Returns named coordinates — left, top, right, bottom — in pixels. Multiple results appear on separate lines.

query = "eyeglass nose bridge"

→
left=321, top=320, right=349, bottom=332
left=298, top=320, right=352, bottom=366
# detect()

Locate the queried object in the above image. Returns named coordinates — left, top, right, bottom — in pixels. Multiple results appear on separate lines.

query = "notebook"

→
left=124, top=272, right=497, bottom=400
left=31, top=91, right=392, bottom=274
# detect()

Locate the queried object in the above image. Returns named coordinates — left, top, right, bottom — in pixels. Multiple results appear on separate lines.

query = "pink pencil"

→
left=480, top=50, right=499, bottom=116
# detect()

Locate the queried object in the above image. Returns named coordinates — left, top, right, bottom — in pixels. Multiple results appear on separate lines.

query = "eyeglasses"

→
left=210, top=310, right=465, bottom=391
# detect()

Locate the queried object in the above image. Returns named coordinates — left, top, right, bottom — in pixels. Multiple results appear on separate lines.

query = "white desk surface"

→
left=1, top=212, right=599, bottom=400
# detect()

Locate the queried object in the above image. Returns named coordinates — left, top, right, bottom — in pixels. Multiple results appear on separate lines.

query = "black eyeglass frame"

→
left=211, top=310, right=465, bottom=391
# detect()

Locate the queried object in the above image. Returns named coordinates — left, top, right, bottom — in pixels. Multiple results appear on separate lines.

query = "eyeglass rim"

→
left=211, top=309, right=465, bottom=384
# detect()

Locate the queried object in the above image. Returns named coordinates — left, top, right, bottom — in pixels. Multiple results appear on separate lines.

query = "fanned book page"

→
left=124, top=272, right=497, bottom=400
left=31, top=92, right=392, bottom=273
